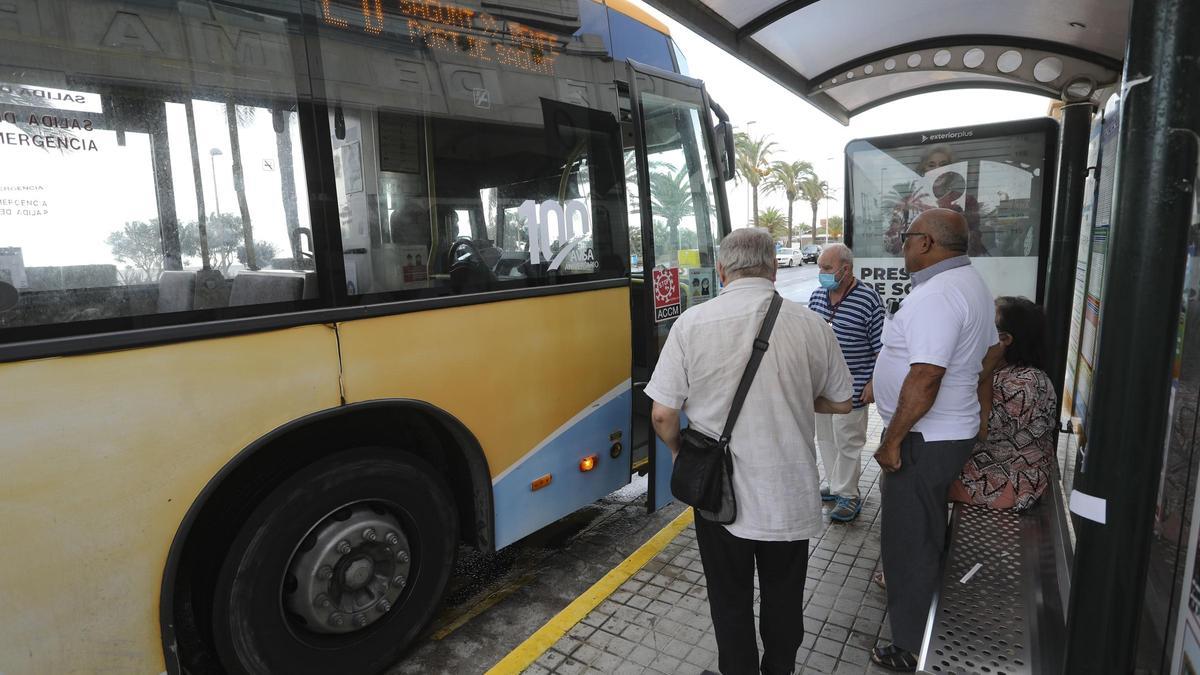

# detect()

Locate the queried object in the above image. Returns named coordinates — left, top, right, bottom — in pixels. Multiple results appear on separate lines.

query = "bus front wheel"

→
left=210, top=448, right=458, bottom=674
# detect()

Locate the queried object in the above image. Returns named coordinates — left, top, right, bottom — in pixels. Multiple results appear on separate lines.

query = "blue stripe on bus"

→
left=492, top=388, right=633, bottom=549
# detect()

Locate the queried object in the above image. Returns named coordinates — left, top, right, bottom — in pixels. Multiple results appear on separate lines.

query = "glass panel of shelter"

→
left=0, top=0, right=317, bottom=335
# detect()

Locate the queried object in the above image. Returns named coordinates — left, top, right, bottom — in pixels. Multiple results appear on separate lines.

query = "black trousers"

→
left=879, top=432, right=976, bottom=652
left=694, top=513, right=809, bottom=675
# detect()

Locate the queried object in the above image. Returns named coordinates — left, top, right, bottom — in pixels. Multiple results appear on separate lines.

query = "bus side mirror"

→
left=715, top=120, right=735, bottom=182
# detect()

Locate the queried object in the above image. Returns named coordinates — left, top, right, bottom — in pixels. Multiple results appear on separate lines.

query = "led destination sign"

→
left=320, top=0, right=560, bottom=74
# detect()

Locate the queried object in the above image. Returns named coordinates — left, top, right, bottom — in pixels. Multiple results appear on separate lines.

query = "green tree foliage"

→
left=763, top=160, right=814, bottom=247
left=757, top=207, right=788, bottom=242
left=800, top=173, right=833, bottom=242
left=106, top=219, right=165, bottom=283
left=180, top=213, right=275, bottom=274
left=827, top=215, right=845, bottom=240
left=649, top=166, right=695, bottom=253
left=734, top=132, right=776, bottom=228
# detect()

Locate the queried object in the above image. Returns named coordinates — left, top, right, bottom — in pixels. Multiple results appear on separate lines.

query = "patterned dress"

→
left=958, top=365, right=1058, bottom=511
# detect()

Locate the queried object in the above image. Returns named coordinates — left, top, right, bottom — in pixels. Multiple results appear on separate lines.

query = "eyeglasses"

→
left=899, top=231, right=931, bottom=244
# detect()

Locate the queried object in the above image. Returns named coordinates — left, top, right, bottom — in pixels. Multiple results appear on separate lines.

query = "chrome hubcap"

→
left=285, top=504, right=411, bottom=634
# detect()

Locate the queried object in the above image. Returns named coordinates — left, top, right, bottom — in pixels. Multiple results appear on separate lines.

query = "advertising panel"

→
left=845, top=118, right=1057, bottom=306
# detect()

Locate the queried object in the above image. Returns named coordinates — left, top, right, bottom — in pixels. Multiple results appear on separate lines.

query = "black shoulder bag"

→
left=669, top=292, right=783, bottom=524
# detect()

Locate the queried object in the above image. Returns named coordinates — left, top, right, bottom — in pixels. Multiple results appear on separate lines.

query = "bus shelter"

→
left=635, top=0, right=1199, bottom=671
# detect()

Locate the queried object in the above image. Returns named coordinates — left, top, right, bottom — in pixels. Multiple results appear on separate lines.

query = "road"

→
left=775, top=261, right=821, bottom=305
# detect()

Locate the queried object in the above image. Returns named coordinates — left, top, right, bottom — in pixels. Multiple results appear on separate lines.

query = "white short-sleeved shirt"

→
left=873, top=257, right=999, bottom=441
left=645, top=277, right=853, bottom=541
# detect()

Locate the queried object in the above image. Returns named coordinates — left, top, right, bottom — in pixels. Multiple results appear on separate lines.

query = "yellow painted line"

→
left=485, top=507, right=695, bottom=675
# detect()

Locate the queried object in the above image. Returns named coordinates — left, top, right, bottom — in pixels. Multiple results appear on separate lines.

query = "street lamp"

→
left=742, top=121, right=756, bottom=227
left=209, top=147, right=223, bottom=217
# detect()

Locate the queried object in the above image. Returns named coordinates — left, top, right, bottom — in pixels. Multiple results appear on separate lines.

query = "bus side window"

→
left=328, top=110, right=624, bottom=298
left=0, top=2, right=319, bottom=340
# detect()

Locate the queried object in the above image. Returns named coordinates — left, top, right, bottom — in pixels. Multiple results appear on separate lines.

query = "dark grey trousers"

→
left=880, top=431, right=976, bottom=652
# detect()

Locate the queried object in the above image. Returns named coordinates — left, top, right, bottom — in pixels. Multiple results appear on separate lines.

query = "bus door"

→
left=626, top=61, right=731, bottom=511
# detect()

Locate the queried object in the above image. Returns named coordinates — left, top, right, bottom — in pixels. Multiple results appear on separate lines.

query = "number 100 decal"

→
left=517, top=199, right=592, bottom=270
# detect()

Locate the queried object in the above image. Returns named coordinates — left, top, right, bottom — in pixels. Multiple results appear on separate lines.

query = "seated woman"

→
left=950, top=296, right=1058, bottom=511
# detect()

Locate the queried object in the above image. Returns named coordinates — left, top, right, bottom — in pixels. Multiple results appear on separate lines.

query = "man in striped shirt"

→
left=808, top=244, right=885, bottom=522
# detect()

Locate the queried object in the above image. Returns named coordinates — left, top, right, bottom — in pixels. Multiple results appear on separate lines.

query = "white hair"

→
left=822, top=242, right=854, bottom=267
left=717, top=227, right=775, bottom=279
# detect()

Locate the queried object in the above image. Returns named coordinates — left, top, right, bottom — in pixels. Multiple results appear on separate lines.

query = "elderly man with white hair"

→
left=645, top=227, right=853, bottom=675
left=808, top=243, right=885, bottom=523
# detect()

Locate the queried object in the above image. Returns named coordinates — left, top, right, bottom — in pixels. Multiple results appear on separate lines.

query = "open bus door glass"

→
left=626, top=61, right=727, bottom=512
left=844, top=118, right=1058, bottom=305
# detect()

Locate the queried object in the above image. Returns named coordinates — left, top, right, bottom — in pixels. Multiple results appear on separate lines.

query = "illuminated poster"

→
left=1062, top=115, right=1102, bottom=421
left=1070, top=96, right=1120, bottom=452
left=846, top=118, right=1054, bottom=306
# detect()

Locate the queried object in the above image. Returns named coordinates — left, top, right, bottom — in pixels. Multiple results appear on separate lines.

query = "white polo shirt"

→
left=645, top=277, right=853, bottom=541
left=873, top=257, right=999, bottom=442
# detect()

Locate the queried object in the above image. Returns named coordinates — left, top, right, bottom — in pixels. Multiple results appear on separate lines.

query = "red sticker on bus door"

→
left=652, top=267, right=681, bottom=322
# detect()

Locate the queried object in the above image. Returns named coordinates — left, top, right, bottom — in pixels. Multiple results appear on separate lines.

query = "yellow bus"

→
left=0, top=0, right=733, bottom=672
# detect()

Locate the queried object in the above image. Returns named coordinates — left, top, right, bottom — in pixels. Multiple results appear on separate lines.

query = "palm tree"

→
left=225, top=100, right=258, bottom=269
left=734, top=132, right=776, bottom=228
left=649, top=166, right=695, bottom=253
left=827, top=216, right=845, bottom=240
left=800, top=173, right=833, bottom=244
left=274, top=109, right=304, bottom=267
left=757, top=207, right=788, bottom=242
left=624, top=151, right=667, bottom=215
left=763, top=160, right=814, bottom=247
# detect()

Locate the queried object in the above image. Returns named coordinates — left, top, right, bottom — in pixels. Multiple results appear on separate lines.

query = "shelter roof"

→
left=643, top=0, right=1130, bottom=122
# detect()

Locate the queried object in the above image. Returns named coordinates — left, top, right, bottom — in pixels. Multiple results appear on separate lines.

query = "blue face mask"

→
left=818, top=269, right=844, bottom=289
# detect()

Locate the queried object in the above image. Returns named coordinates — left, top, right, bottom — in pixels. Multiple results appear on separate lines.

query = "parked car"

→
left=775, top=247, right=802, bottom=267
left=801, top=244, right=822, bottom=263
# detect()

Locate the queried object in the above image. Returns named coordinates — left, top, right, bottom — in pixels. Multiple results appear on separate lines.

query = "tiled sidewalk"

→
left=523, top=413, right=901, bottom=674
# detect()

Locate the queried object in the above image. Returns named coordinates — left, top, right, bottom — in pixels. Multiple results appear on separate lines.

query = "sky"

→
left=634, top=0, right=1053, bottom=231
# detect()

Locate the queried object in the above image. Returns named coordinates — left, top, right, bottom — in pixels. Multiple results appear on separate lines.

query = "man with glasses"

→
left=866, top=209, right=1000, bottom=672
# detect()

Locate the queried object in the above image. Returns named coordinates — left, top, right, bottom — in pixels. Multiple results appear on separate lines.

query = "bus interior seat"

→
left=477, top=243, right=503, bottom=269
left=193, top=269, right=231, bottom=310
left=157, top=270, right=196, bottom=313
left=302, top=271, right=319, bottom=299
left=228, top=271, right=306, bottom=307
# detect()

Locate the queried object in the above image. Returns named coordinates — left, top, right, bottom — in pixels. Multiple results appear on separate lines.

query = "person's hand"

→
left=982, top=341, right=1006, bottom=374
left=861, top=379, right=875, bottom=405
left=874, top=439, right=902, bottom=472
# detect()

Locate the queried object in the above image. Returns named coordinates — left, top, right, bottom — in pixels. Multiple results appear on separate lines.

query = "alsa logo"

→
left=921, top=130, right=974, bottom=143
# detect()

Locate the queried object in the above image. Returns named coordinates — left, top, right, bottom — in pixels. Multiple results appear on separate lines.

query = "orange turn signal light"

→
left=531, top=474, right=552, bottom=491
left=579, top=454, right=598, bottom=472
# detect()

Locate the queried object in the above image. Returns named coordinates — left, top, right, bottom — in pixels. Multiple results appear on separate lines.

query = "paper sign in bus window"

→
left=653, top=267, right=681, bottom=322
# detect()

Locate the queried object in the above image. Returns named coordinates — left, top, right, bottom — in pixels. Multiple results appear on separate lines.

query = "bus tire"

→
left=210, top=447, right=457, bottom=675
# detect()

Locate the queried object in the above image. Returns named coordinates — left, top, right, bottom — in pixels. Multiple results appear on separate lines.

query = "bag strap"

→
left=720, top=292, right=783, bottom=443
